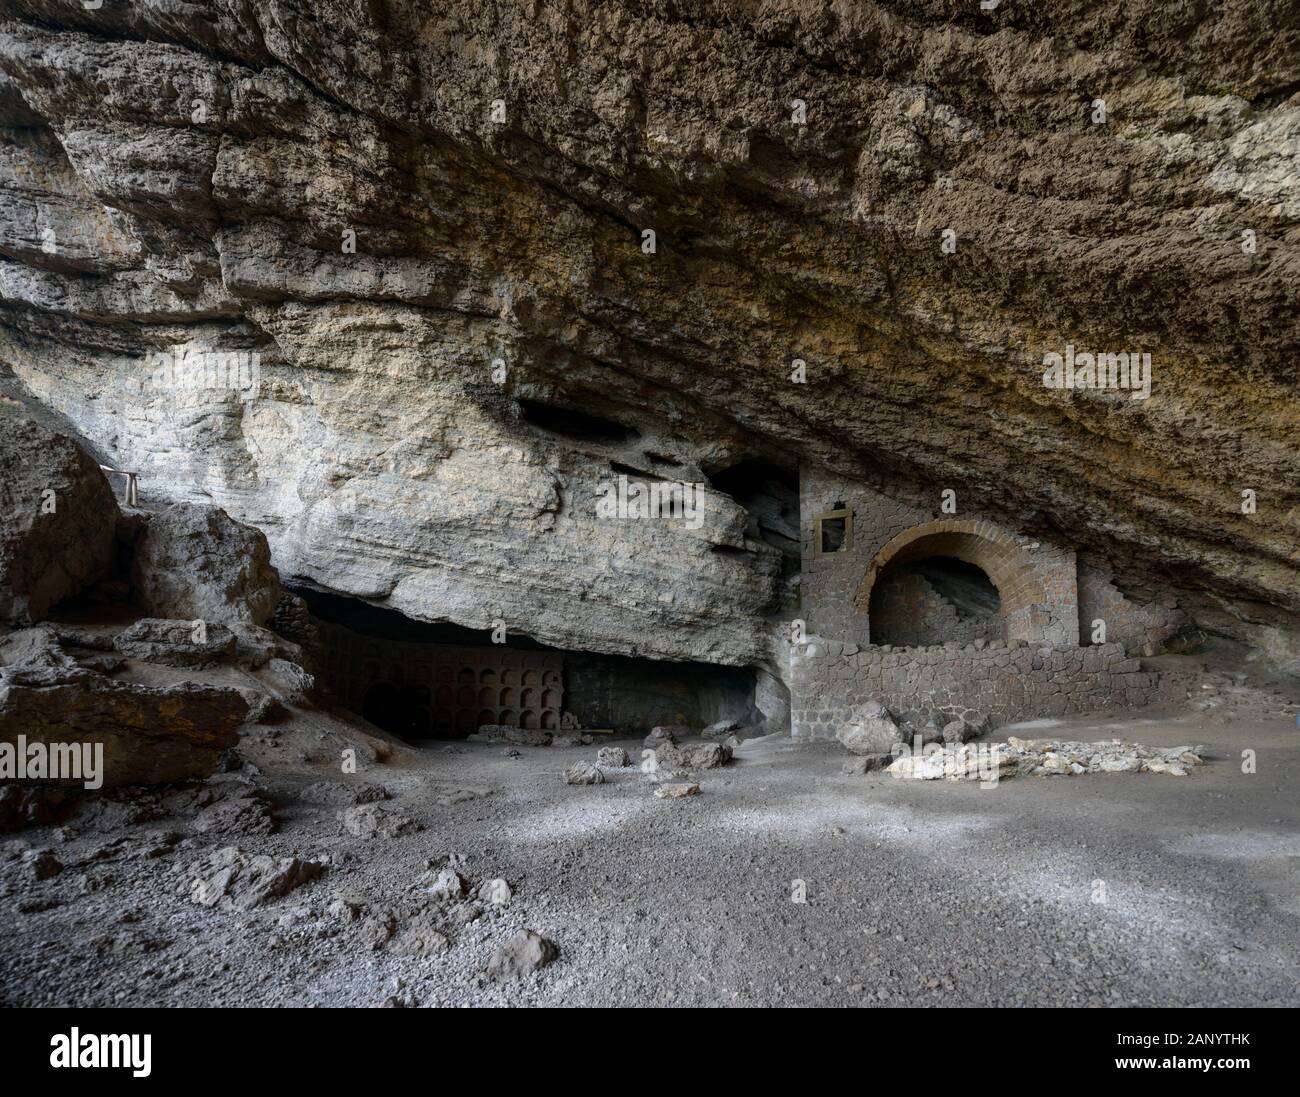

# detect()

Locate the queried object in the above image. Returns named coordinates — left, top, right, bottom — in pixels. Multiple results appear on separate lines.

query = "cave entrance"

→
left=295, top=588, right=758, bottom=740
left=867, top=555, right=1002, bottom=647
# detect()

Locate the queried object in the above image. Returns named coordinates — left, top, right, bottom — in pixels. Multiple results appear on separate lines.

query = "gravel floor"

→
left=3, top=706, right=1298, bottom=1008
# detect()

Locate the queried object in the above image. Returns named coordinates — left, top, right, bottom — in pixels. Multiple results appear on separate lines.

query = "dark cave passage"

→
left=296, top=588, right=758, bottom=740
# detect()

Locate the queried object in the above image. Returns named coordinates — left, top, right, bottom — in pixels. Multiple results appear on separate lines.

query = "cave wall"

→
left=562, top=652, right=757, bottom=735
left=1, top=2, right=1298, bottom=677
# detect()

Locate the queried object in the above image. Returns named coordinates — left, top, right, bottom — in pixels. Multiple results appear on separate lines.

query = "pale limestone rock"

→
left=837, top=702, right=905, bottom=757
left=186, top=847, right=324, bottom=912
left=653, top=782, right=700, bottom=799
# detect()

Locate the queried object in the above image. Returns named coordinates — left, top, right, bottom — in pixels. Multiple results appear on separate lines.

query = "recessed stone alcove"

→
left=297, top=589, right=758, bottom=739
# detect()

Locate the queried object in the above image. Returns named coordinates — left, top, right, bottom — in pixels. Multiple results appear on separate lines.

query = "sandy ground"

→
left=3, top=688, right=1298, bottom=1008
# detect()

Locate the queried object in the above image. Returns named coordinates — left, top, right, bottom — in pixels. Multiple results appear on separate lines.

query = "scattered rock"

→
left=595, top=746, right=630, bottom=768
left=644, top=725, right=686, bottom=748
left=841, top=754, right=889, bottom=775
left=22, top=847, right=62, bottom=881
left=192, top=795, right=276, bottom=838
left=888, top=743, right=1018, bottom=782
left=327, top=896, right=364, bottom=922
left=702, top=719, right=742, bottom=739
left=654, top=782, right=700, bottom=799
left=262, top=658, right=317, bottom=705
left=486, top=929, right=559, bottom=981
left=186, top=847, right=325, bottom=911
left=478, top=878, right=512, bottom=905
left=1005, top=737, right=1206, bottom=777
left=941, top=719, right=978, bottom=744
left=388, top=912, right=450, bottom=958
left=916, top=714, right=945, bottom=745
left=243, top=692, right=289, bottom=724
left=425, top=867, right=466, bottom=901
left=337, top=803, right=423, bottom=839
left=888, top=738, right=1208, bottom=782
left=565, top=761, right=604, bottom=785
left=837, top=702, right=906, bottom=757
left=654, top=740, right=732, bottom=770
left=298, top=781, right=390, bottom=807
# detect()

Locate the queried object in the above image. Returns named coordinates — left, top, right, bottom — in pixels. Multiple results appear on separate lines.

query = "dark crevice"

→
left=708, top=457, right=801, bottom=562
left=517, top=398, right=639, bottom=443
left=644, top=451, right=684, bottom=467
left=609, top=460, right=670, bottom=481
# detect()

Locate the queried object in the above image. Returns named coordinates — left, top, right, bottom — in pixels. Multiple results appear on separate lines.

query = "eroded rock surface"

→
left=0, top=417, right=117, bottom=624
left=114, top=617, right=237, bottom=668
left=131, top=504, right=281, bottom=634
left=186, top=846, right=325, bottom=912
left=0, top=658, right=249, bottom=787
left=2, top=4, right=1295, bottom=672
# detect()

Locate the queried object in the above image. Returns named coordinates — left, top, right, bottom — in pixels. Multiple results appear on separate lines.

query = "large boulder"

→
left=0, top=418, right=118, bottom=624
left=836, top=701, right=906, bottom=757
left=114, top=617, right=238, bottom=667
left=131, top=503, right=280, bottom=633
left=653, top=740, right=732, bottom=770
left=0, top=658, right=250, bottom=787
left=564, top=761, right=604, bottom=785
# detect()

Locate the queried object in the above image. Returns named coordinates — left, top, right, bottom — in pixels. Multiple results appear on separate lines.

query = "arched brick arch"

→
left=854, top=519, right=1045, bottom=642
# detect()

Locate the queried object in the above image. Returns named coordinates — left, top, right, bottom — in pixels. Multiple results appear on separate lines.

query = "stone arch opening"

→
left=869, top=555, right=1001, bottom=646
left=855, top=521, right=1044, bottom=644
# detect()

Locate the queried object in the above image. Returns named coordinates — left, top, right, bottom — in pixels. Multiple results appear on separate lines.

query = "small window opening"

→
left=815, top=504, right=852, bottom=555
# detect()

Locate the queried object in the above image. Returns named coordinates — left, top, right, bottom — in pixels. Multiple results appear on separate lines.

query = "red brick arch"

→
left=854, top=519, right=1045, bottom=642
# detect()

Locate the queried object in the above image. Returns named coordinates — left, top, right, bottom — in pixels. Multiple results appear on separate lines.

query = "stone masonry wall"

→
left=790, top=636, right=1174, bottom=740
left=1078, top=562, right=1187, bottom=655
left=799, top=465, right=931, bottom=645
left=800, top=464, right=1079, bottom=647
